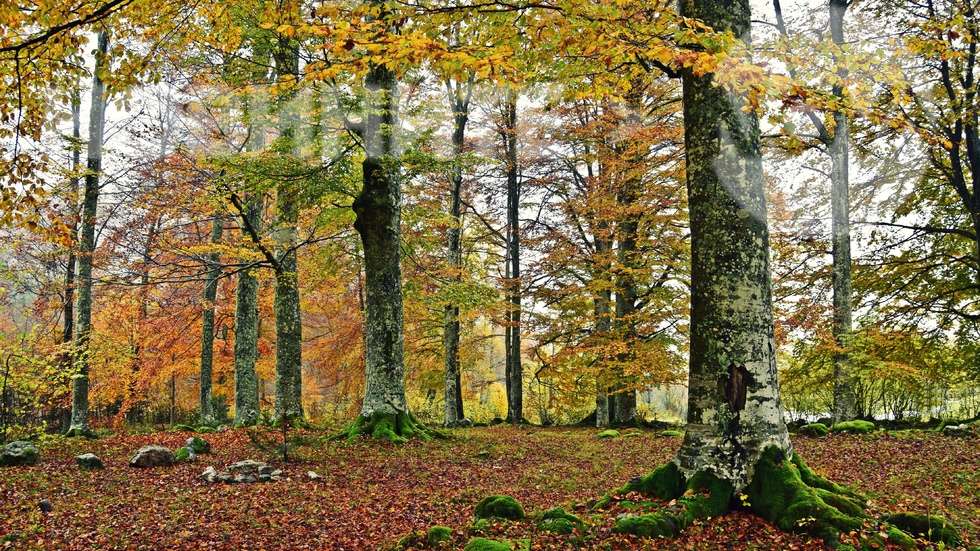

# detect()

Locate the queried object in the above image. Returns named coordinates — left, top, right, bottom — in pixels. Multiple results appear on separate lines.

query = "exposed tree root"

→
left=604, top=446, right=954, bottom=550
left=331, top=411, right=445, bottom=444
left=63, top=428, right=97, bottom=438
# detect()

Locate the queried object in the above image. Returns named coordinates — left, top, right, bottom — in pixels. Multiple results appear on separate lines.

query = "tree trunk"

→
left=233, top=197, right=262, bottom=427
left=444, top=79, right=471, bottom=426
left=594, top=232, right=612, bottom=428
left=503, top=91, right=523, bottom=424
left=612, top=164, right=641, bottom=426
left=272, top=34, right=304, bottom=421
left=199, top=216, right=222, bottom=425
left=67, top=31, right=108, bottom=437
left=828, top=0, right=856, bottom=424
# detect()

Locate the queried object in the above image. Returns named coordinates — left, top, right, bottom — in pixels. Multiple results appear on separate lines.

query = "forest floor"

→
left=0, top=425, right=977, bottom=550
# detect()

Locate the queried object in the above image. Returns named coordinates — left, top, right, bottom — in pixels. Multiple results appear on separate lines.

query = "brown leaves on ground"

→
left=0, top=427, right=976, bottom=550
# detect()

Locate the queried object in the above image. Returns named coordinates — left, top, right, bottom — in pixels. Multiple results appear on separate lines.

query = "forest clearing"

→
left=1, top=426, right=977, bottom=550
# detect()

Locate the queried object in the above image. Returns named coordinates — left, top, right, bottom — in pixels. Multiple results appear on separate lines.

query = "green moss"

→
left=196, top=426, right=215, bottom=434
left=791, top=453, right=863, bottom=499
left=188, top=436, right=210, bottom=454
left=427, top=525, right=452, bottom=547
left=660, top=430, right=684, bottom=437
left=174, top=447, right=191, bottom=462
left=330, top=411, right=444, bottom=444
left=173, top=424, right=195, bottom=432
left=538, top=507, right=583, bottom=534
left=745, top=447, right=864, bottom=544
left=884, top=527, right=917, bottom=551
left=797, top=423, right=829, bottom=438
left=596, top=429, right=620, bottom=439
left=613, top=470, right=731, bottom=539
left=829, top=420, right=876, bottom=434
left=814, top=489, right=865, bottom=518
left=474, top=495, right=525, bottom=520
left=462, top=538, right=515, bottom=551
left=883, top=513, right=961, bottom=546
left=620, top=461, right=683, bottom=501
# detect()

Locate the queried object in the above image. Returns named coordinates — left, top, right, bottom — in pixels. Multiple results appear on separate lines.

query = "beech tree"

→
left=604, top=0, right=879, bottom=542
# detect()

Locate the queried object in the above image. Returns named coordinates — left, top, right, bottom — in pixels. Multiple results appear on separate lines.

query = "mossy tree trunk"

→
left=828, top=0, right=856, bottom=424
left=272, top=30, right=304, bottom=421
left=502, top=90, right=523, bottom=424
left=68, top=31, right=108, bottom=438
left=199, top=216, right=222, bottom=426
left=444, top=78, right=471, bottom=426
left=233, top=196, right=262, bottom=427
left=606, top=0, right=919, bottom=547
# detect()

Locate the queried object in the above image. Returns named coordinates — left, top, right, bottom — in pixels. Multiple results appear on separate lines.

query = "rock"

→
left=174, top=447, right=194, bottom=462
left=489, top=417, right=505, bottom=426
left=596, top=429, right=620, bottom=439
left=459, top=418, right=473, bottom=427
left=200, top=466, right=218, bottom=483
left=1, top=440, right=39, bottom=467
left=270, top=469, right=283, bottom=481
left=797, top=423, right=830, bottom=438
left=129, top=445, right=175, bottom=468
left=427, top=526, right=452, bottom=547
left=474, top=495, right=525, bottom=520
left=942, top=423, right=975, bottom=437
left=216, top=472, right=233, bottom=483
left=307, top=471, right=323, bottom=481
left=75, top=453, right=103, bottom=470
left=233, top=474, right=256, bottom=484
left=228, top=459, right=266, bottom=474
left=829, top=420, right=876, bottom=434
left=186, top=436, right=211, bottom=454
left=258, top=474, right=271, bottom=482
left=38, top=499, right=52, bottom=514
left=215, top=425, right=229, bottom=433
left=258, top=465, right=274, bottom=476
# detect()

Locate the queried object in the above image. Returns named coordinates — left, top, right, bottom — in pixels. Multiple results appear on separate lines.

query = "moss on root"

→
left=63, top=428, right=97, bottom=439
left=612, top=470, right=732, bottom=538
left=745, top=446, right=867, bottom=545
left=474, top=495, right=525, bottom=520
left=883, top=513, right=961, bottom=546
left=462, top=538, right=516, bottom=551
left=330, top=411, right=444, bottom=444
left=538, top=507, right=583, bottom=534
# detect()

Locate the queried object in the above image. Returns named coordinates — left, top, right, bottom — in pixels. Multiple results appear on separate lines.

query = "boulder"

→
left=307, top=471, right=323, bottom=481
left=942, top=423, right=975, bottom=437
left=228, top=459, right=266, bottom=474
left=596, top=429, right=620, bottom=439
left=1, top=441, right=39, bottom=467
left=75, top=453, right=103, bottom=470
left=129, top=445, right=175, bottom=468
left=186, top=436, right=211, bottom=454
left=200, top=466, right=219, bottom=483
left=233, top=474, right=257, bottom=484
left=474, top=495, right=525, bottom=520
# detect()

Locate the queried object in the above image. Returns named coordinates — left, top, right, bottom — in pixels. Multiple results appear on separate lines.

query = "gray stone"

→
left=258, top=474, right=272, bottom=482
left=228, top=459, right=267, bottom=474
left=216, top=472, right=233, bottom=483
left=942, top=423, right=976, bottom=437
left=1, top=441, right=39, bottom=467
left=75, top=453, right=103, bottom=469
left=307, top=471, right=323, bottom=481
left=233, top=474, right=257, bottom=484
left=200, top=466, right=218, bottom=483
left=257, top=465, right=274, bottom=475
left=129, top=445, right=175, bottom=468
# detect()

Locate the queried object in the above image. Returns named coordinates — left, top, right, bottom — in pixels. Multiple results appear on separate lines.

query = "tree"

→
left=198, top=216, right=223, bottom=425
left=603, top=0, right=878, bottom=542
left=66, top=30, right=109, bottom=438
left=501, top=89, right=524, bottom=424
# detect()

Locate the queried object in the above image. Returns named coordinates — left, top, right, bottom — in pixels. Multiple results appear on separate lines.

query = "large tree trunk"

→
left=67, top=31, right=108, bottom=437
left=828, top=0, right=856, bottom=424
left=199, top=216, right=222, bottom=425
left=233, top=196, right=262, bottom=427
left=444, top=79, right=471, bottom=426
left=594, top=223, right=613, bottom=428
left=674, top=0, right=790, bottom=485
left=272, top=34, right=304, bottom=421
left=502, top=91, right=523, bottom=424
left=612, top=150, right=641, bottom=426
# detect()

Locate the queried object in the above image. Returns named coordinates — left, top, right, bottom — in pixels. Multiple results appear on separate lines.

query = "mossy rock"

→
left=829, top=420, right=876, bottom=434
left=474, top=495, right=525, bottom=520
left=173, top=424, right=196, bottom=432
left=883, top=513, right=961, bottom=546
left=174, top=447, right=192, bottom=462
left=660, top=429, right=684, bottom=437
left=797, top=423, right=829, bottom=437
left=620, top=461, right=683, bottom=500
left=63, top=428, right=97, bottom=438
left=1, top=441, right=39, bottom=467
left=187, top=436, right=210, bottom=454
left=427, top=526, right=452, bottom=547
left=538, top=507, right=583, bottom=534
left=462, top=538, right=515, bottom=551
left=196, top=426, right=216, bottom=434
left=596, top=429, right=620, bottom=439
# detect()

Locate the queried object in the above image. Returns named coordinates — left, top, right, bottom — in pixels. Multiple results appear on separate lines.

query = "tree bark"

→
left=594, top=228, right=613, bottom=428
left=68, top=31, right=108, bottom=437
left=502, top=90, right=523, bottom=424
left=272, top=33, right=304, bottom=421
left=444, top=79, right=471, bottom=426
left=674, top=0, right=791, bottom=488
left=199, top=216, right=222, bottom=425
left=352, top=52, right=409, bottom=421
left=828, top=0, right=856, bottom=424
left=233, top=197, right=261, bottom=427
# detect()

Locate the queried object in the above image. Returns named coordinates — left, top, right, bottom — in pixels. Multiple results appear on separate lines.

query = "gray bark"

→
left=612, top=143, right=641, bottom=426
left=61, top=87, right=81, bottom=367
left=594, top=232, right=612, bottom=428
left=69, top=31, right=108, bottom=435
left=828, top=0, right=856, bottom=424
left=353, top=47, right=409, bottom=419
left=444, top=79, right=471, bottom=426
left=272, top=36, right=304, bottom=421
left=502, top=91, right=523, bottom=424
left=199, top=216, right=222, bottom=425
left=233, top=197, right=261, bottom=427
left=675, top=0, right=791, bottom=490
